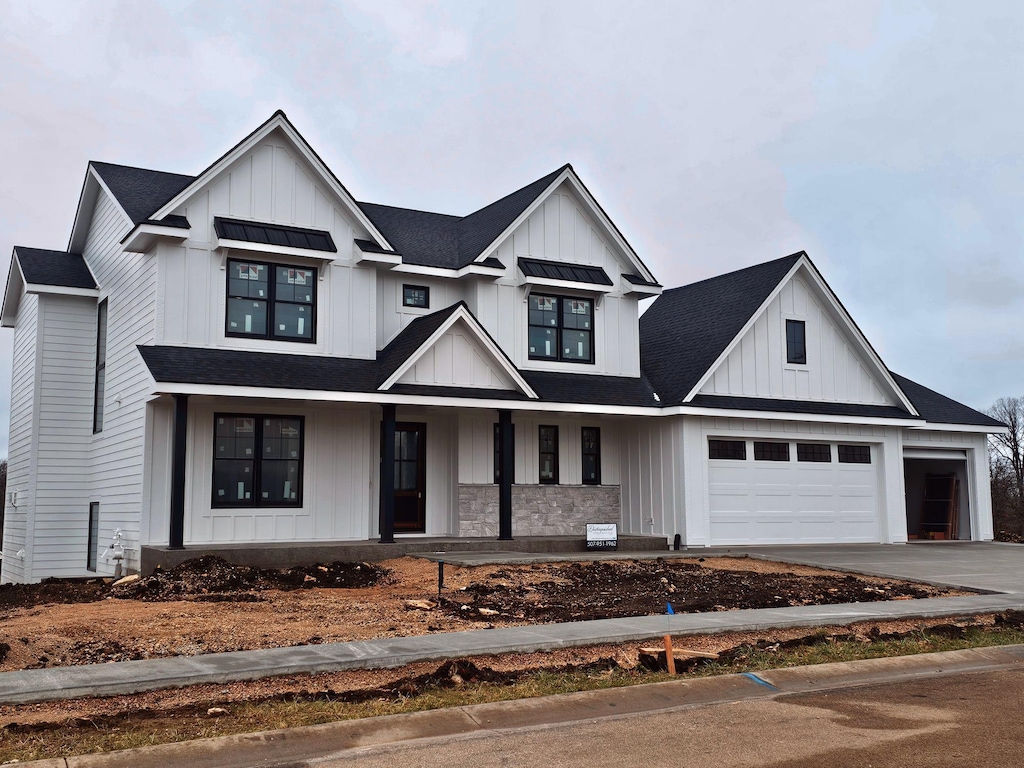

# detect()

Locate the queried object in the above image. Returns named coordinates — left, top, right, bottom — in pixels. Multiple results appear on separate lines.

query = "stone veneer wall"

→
left=458, top=484, right=621, bottom=537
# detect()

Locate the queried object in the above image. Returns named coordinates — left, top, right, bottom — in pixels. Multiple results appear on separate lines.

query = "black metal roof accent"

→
left=90, top=162, right=195, bottom=225
left=214, top=217, right=336, bottom=253
left=138, top=346, right=379, bottom=392
left=688, top=394, right=918, bottom=420
left=890, top=373, right=1005, bottom=428
left=518, top=257, right=613, bottom=286
left=354, top=239, right=401, bottom=256
left=622, top=273, right=662, bottom=287
left=14, top=247, right=97, bottom=290
left=376, top=303, right=466, bottom=385
left=640, top=254, right=803, bottom=406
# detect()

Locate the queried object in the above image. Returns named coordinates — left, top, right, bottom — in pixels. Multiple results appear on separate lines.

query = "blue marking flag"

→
left=666, top=602, right=675, bottom=615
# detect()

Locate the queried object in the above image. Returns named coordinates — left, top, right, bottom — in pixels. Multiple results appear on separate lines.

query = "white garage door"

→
left=707, top=440, right=880, bottom=545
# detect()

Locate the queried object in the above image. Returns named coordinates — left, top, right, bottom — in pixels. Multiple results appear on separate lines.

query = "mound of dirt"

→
left=445, top=559, right=942, bottom=622
left=110, top=556, right=391, bottom=602
left=0, top=579, right=109, bottom=611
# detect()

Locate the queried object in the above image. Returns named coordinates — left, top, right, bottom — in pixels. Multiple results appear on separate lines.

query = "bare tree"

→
left=988, top=397, right=1024, bottom=502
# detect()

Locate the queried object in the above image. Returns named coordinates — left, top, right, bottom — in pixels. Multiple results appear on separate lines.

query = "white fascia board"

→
left=24, top=284, right=100, bottom=298
left=622, top=280, right=662, bottom=297
left=353, top=242, right=402, bottom=267
left=218, top=238, right=336, bottom=264
left=906, top=422, right=1009, bottom=435
left=151, top=381, right=660, bottom=415
left=0, top=255, right=25, bottom=327
left=379, top=306, right=539, bottom=398
left=797, top=258, right=919, bottom=416
left=520, top=275, right=614, bottom=294
left=388, top=263, right=505, bottom=279
left=148, top=115, right=393, bottom=251
left=683, top=258, right=805, bottom=402
left=68, top=167, right=133, bottom=253
left=662, top=403, right=924, bottom=427
left=122, top=223, right=191, bottom=253
left=472, top=168, right=657, bottom=284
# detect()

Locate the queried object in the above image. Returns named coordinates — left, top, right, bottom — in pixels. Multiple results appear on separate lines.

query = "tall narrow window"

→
left=493, top=423, right=516, bottom=484
left=86, top=502, right=100, bottom=572
left=538, top=425, right=559, bottom=484
left=581, top=427, right=601, bottom=485
left=93, top=299, right=107, bottom=433
left=212, top=414, right=304, bottom=507
left=786, top=319, right=806, bottom=364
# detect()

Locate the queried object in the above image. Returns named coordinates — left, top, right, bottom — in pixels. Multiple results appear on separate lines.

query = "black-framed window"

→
left=93, top=299, right=107, bottom=434
left=582, top=427, right=601, bottom=485
left=709, top=439, right=747, bottom=460
left=403, top=285, right=429, bottom=308
left=226, top=259, right=316, bottom=342
left=539, top=425, right=559, bottom=484
left=786, top=319, right=806, bottom=364
left=797, top=443, right=832, bottom=463
left=86, top=502, right=99, bottom=572
left=493, top=423, right=516, bottom=484
left=212, top=414, right=304, bottom=507
left=838, top=444, right=871, bottom=464
left=528, top=294, right=593, bottom=363
left=754, top=441, right=790, bottom=461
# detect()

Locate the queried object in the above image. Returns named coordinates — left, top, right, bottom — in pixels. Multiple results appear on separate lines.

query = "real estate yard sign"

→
left=586, top=523, right=617, bottom=551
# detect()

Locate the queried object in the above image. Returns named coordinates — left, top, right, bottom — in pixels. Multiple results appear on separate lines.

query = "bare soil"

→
left=0, top=554, right=960, bottom=673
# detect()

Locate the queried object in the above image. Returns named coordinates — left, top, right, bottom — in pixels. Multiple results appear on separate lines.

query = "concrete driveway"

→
left=698, top=542, right=1024, bottom=594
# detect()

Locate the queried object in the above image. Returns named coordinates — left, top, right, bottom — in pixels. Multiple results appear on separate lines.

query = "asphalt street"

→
left=310, top=667, right=1024, bottom=768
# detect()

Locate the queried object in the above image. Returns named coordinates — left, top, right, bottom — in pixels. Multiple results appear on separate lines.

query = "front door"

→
left=394, top=422, right=426, bottom=533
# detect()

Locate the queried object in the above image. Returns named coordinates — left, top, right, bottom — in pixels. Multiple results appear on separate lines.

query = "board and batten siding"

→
left=699, top=273, right=897, bottom=406
left=396, top=322, right=517, bottom=390
left=158, top=132, right=378, bottom=360
left=618, top=418, right=683, bottom=540
left=81, top=189, right=158, bottom=575
left=1, top=294, right=39, bottom=583
left=468, top=181, right=642, bottom=378
left=377, top=274, right=469, bottom=350
left=31, top=295, right=99, bottom=578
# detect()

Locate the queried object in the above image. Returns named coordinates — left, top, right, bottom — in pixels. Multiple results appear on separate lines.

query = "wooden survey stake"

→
left=664, top=634, right=676, bottom=674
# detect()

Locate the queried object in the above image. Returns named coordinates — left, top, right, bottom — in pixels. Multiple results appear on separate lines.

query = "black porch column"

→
left=168, top=394, right=188, bottom=550
left=498, top=409, right=514, bottom=541
left=379, top=403, right=396, bottom=544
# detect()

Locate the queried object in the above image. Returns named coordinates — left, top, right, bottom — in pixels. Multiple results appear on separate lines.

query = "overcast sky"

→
left=0, top=0, right=1021, bottom=454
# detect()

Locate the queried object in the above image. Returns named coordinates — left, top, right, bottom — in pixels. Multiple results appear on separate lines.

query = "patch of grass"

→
left=4, top=625, right=1024, bottom=763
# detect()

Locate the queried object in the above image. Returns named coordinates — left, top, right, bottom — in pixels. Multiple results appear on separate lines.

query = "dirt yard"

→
left=0, top=554, right=961, bottom=672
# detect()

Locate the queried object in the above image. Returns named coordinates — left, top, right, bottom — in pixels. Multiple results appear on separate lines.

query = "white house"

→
left=0, top=111, right=1005, bottom=583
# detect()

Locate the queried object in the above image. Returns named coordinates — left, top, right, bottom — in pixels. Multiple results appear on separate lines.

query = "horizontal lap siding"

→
left=1, top=295, right=38, bottom=582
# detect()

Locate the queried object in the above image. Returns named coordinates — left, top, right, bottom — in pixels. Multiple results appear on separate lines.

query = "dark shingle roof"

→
left=891, top=373, right=1005, bottom=428
left=522, top=371, right=660, bottom=407
left=358, top=165, right=568, bottom=270
left=214, top=217, right=336, bottom=252
left=14, top=247, right=97, bottom=290
left=518, top=257, right=612, bottom=286
left=640, top=253, right=803, bottom=406
left=376, top=303, right=466, bottom=385
left=138, top=346, right=379, bottom=392
left=688, top=394, right=917, bottom=420
left=90, top=162, right=195, bottom=225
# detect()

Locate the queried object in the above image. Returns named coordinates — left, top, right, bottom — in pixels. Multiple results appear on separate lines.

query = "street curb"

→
left=11, top=644, right=1024, bottom=768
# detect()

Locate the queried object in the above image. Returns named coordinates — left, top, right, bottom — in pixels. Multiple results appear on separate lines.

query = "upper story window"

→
left=786, top=319, right=806, bottom=365
left=528, top=294, right=593, bottom=363
left=226, top=259, right=316, bottom=343
left=403, top=285, right=430, bottom=309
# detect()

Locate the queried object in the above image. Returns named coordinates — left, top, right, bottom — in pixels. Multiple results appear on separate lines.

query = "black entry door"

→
left=394, top=423, right=426, bottom=532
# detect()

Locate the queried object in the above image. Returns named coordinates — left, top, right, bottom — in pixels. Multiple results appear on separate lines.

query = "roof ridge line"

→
left=660, top=252, right=806, bottom=295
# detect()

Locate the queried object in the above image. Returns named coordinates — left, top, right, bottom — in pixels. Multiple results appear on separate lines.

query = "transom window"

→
left=212, top=414, right=304, bottom=507
left=754, top=441, right=790, bottom=461
left=403, top=285, right=429, bottom=308
left=528, top=294, right=593, bottom=363
left=709, top=439, right=746, bottom=460
left=227, top=259, right=316, bottom=342
left=797, top=443, right=831, bottom=463
left=838, top=444, right=871, bottom=464
left=786, top=319, right=806, bottom=365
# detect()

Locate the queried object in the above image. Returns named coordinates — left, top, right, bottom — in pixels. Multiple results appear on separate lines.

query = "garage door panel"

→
left=708, top=447, right=880, bottom=544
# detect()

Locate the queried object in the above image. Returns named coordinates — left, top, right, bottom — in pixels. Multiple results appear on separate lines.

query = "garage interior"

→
left=904, top=454, right=971, bottom=540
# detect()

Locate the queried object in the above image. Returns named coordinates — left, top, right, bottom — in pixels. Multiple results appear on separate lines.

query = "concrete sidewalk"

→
left=2, top=590, right=1023, bottom=706
left=16, top=643, right=1024, bottom=768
